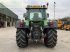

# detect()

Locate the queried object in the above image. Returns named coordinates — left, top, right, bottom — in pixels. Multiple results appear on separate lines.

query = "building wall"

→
left=0, top=3, right=18, bottom=28
left=0, top=13, right=17, bottom=28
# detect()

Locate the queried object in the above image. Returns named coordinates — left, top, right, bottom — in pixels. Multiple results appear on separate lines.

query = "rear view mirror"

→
left=23, top=13, right=28, bottom=20
left=47, top=13, right=49, bottom=18
left=23, top=13, right=27, bottom=17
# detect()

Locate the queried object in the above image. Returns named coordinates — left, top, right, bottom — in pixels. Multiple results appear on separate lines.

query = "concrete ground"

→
left=0, top=27, right=70, bottom=52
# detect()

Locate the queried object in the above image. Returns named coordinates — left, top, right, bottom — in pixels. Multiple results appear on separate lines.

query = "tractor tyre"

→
left=16, top=29, right=28, bottom=48
left=44, top=29, right=57, bottom=48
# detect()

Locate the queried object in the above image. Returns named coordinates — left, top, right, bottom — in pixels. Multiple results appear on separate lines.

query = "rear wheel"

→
left=44, top=28, right=57, bottom=48
left=16, top=29, right=28, bottom=48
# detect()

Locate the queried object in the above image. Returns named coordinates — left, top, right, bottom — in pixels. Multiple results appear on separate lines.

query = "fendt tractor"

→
left=15, top=5, right=57, bottom=48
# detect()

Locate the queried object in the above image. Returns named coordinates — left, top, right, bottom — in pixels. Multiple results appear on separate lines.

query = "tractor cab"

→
left=24, top=5, right=49, bottom=21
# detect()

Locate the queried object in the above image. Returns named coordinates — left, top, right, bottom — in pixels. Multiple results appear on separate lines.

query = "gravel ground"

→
left=0, top=27, right=70, bottom=52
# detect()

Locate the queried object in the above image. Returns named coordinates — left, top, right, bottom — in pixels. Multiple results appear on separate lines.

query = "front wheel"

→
left=44, top=28, right=57, bottom=48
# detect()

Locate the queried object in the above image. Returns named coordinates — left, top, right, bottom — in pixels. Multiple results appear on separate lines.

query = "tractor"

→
left=15, top=5, right=57, bottom=48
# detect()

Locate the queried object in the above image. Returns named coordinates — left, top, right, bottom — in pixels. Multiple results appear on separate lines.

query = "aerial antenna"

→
left=54, top=2, right=56, bottom=20
left=46, top=2, right=49, bottom=8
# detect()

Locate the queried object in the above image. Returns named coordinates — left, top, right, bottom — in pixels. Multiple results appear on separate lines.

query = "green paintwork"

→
left=44, top=19, right=49, bottom=26
left=25, top=20, right=29, bottom=26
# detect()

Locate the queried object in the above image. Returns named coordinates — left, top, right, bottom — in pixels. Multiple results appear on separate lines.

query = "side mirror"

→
left=23, top=13, right=27, bottom=17
left=23, top=13, right=28, bottom=20
left=47, top=13, right=49, bottom=18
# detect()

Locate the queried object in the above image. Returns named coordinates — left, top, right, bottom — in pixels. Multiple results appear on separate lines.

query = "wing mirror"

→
left=23, top=13, right=27, bottom=17
left=47, top=13, right=49, bottom=18
left=23, top=13, right=28, bottom=20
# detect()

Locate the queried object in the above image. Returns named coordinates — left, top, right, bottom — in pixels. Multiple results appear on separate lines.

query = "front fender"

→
left=15, top=20, right=28, bottom=28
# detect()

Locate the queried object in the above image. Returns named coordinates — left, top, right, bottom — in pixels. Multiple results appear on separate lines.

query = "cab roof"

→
left=26, top=5, right=47, bottom=9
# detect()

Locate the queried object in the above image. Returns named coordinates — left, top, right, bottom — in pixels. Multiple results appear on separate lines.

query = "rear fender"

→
left=43, top=27, right=57, bottom=34
left=17, top=28, right=30, bottom=34
left=15, top=20, right=25, bottom=28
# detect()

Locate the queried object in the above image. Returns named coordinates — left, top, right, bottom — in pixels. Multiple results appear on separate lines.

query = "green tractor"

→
left=16, top=5, right=57, bottom=48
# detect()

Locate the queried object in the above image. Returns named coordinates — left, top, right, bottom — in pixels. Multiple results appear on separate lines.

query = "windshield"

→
left=30, top=12, right=42, bottom=20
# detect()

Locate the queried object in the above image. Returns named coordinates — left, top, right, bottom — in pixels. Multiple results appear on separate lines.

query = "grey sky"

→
left=0, top=0, right=70, bottom=19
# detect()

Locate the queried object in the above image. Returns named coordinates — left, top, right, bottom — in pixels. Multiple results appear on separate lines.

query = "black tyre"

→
left=44, top=29, right=57, bottom=48
left=16, top=29, right=28, bottom=48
